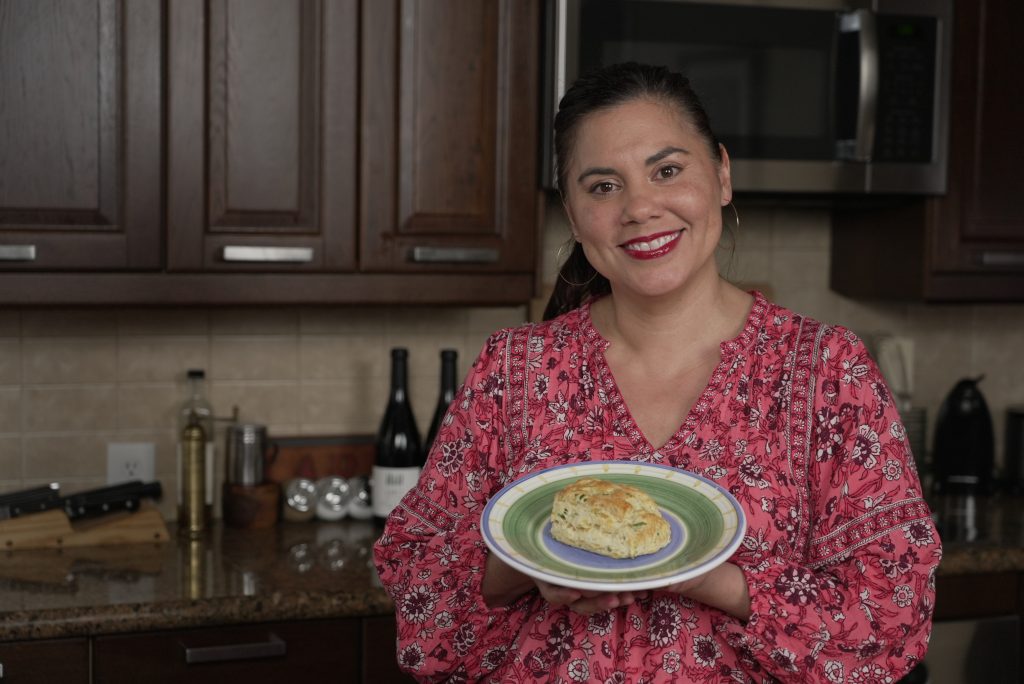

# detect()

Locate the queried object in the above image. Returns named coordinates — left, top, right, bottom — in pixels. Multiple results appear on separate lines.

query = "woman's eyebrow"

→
left=576, top=166, right=617, bottom=184
left=645, top=146, right=689, bottom=166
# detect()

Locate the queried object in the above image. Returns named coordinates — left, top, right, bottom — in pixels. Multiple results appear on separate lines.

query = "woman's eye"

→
left=590, top=181, right=616, bottom=194
left=657, top=165, right=680, bottom=180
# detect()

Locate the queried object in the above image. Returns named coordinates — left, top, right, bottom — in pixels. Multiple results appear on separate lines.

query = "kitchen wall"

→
left=2, top=198, right=1022, bottom=518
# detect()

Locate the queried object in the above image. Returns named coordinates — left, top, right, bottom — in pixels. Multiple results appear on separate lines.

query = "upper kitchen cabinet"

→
left=832, top=0, right=1024, bottom=302
left=0, top=0, right=540, bottom=305
left=166, top=0, right=358, bottom=272
left=359, top=0, right=539, bottom=274
left=0, top=0, right=161, bottom=271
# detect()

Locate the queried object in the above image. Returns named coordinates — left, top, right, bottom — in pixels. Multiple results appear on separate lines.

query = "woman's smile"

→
left=619, top=229, right=684, bottom=260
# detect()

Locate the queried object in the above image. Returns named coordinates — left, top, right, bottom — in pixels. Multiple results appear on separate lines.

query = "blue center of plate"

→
left=539, top=511, right=687, bottom=571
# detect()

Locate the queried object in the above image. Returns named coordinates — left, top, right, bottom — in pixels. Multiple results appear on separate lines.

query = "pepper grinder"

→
left=178, top=410, right=207, bottom=538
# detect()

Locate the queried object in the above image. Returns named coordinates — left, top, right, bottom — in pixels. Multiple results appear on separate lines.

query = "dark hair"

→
left=543, top=62, right=723, bottom=321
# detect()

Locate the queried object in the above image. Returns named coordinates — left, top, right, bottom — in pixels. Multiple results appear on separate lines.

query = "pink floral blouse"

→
left=374, top=292, right=941, bottom=683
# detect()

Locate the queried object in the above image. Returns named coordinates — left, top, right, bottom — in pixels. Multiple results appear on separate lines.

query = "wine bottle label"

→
left=371, top=466, right=421, bottom=518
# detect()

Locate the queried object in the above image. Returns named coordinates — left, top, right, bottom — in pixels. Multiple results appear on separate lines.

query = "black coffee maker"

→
left=932, top=376, right=995, bottom=496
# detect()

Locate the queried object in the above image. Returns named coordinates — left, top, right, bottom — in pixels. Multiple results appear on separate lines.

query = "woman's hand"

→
left=484, top=553, right=750, bottom=620
left=534, top=578, right=647, bottom=615
left=661, top=562, right=752, bottom=621
left=482, top=553, right=646, bottom=613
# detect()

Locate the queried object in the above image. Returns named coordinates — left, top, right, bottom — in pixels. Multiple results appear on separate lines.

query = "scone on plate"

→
left=550, top=477, right=670, bottom=559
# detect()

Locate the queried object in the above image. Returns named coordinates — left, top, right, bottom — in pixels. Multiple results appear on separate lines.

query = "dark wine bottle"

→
left=425, top=349, right=458, bottom=456
left=371, top=348, right=423, bottom=520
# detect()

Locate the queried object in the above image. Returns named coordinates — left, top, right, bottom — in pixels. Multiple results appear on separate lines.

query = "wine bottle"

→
left=371, top=348, right=423, bottom=521
left=425, top=349, right=458, bottom=456
left=177, top=369, right=215, bottom=526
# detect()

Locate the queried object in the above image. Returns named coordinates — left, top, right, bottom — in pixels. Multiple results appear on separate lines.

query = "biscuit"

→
left=550, top=477, right=670, bottom=558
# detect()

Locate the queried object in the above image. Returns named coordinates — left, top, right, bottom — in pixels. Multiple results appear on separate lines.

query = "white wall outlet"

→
left=107, top=442, right=156, bottom=484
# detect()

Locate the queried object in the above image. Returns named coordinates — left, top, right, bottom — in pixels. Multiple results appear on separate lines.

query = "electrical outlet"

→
left=107, top=442, right=156, bottom=484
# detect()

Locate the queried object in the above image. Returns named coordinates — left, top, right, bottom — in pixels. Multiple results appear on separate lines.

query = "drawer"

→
left=0, top=638, right=89, bottom=683
left=93, top=619, right=360, bottom=684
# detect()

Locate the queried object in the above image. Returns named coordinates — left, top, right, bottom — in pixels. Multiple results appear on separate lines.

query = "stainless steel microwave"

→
left=541, top=0, right=952, bottom=195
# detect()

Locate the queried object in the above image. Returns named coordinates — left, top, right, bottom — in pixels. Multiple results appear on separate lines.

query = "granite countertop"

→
left=0, top=519, right=392, bottom=642
left=932, top=494, right=1024, bottom=575
left=2, top=496, right=1023, bottom=643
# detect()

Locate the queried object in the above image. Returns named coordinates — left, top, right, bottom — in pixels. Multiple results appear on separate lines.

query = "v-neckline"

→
left=579, top=292, right=768, bottom=459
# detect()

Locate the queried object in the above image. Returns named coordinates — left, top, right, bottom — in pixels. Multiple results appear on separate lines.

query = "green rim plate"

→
left=481, top=461, right=746, bottom=592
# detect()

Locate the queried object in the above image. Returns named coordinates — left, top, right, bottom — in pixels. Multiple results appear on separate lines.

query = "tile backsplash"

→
left=2, top=198, right=1022, bottom=519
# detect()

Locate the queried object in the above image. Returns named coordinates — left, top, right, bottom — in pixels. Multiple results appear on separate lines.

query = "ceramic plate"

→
left=481, top=461, right=746, bottom=592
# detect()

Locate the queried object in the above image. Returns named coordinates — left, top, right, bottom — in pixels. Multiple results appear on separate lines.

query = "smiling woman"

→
left=373, top=62, right=940, bottom=684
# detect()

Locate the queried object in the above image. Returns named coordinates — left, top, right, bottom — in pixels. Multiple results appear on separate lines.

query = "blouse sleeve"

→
left=373, top=331, right=520, bottom=682
left=718, top=326, right=942, bottom=683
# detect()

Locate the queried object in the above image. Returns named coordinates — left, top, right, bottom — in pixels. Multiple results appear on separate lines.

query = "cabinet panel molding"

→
left=168, top=0, right=358, bottom=272
left=0, top=0, right=161, bottom=270
left=360, top=0, right=538, bottom=273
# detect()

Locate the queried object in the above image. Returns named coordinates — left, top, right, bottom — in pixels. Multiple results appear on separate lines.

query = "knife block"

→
left=0, top=501, right=170, bottom=551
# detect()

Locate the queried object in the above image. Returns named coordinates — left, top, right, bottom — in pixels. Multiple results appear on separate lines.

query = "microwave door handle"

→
left=548, top=1, right=579, bottom=186
left=839, top=9, right=879, bottom=162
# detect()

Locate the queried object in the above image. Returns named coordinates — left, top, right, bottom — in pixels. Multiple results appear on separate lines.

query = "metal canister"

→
left=314, top=477, right=353, bottom=521
left=282, top=478, right=318, bottom=522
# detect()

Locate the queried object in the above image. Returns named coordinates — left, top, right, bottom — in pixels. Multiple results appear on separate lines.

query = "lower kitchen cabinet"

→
left=0, top=637, right=90, bottom=683
left=92, top=617, right=411, bottom=683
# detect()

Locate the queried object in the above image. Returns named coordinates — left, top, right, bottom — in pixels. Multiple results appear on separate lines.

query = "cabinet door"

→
left=0, top=0, right=161, bottom=271
left=929, top=0, right=1024, bottom=281
left=93, top=619, right=361, bottom=683
left=831, top=0, right=1024, bottom=301
left=0, top=638, right=90, bottom=683
left=167, top=0, right=358, bottom=273
left=362, top=614, right=413, bottom=683
left=360, top=0, right=539, bottom=274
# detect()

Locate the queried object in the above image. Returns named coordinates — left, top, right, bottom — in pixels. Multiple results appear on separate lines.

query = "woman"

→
left=374, top=62, right=940, bottom=683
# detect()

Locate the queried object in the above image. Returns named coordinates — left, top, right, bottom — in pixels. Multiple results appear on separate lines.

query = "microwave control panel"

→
left=874, top=15, right=938, bottom=163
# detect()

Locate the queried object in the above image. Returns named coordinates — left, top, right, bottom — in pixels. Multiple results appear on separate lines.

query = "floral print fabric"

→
left=374, top=292, right=941, bottom=683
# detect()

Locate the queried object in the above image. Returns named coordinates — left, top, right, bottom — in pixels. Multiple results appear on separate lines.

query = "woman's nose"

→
left=619, top=185, right=661, bottom=224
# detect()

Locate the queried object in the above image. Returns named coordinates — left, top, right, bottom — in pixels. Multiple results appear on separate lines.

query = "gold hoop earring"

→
left=555, top=238, right=598, bottom=287
left=558, top=269, right=598, bottom=288
left=555, top=238, right=575, bottom=264
left=727, top=201, right=740, bottom=231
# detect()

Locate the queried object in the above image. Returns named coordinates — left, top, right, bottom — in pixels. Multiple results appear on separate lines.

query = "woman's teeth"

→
left=625, top=232, right=678, bottom=251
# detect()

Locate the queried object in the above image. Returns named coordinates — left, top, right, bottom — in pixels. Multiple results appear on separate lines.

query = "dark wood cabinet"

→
left=93, top=617, right=411, bottom=683
left=359, top=0, right=538, bottom=275
left=0, top=0, right=540, bottom=305
left=0, top=637, right=90, bottom=683
left=831, top=0, right=1024, bottom=302
left=0, top=0, right=162, bottom=272
left=167, top=0, right=359, bottom=273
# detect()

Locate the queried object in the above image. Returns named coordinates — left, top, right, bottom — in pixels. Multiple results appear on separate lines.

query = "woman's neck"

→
left=591, top=277, right=751, bottom=365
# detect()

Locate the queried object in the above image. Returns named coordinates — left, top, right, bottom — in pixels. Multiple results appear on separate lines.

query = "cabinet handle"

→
left=410, top=246, right=499, bottom=264
left=222, top=246, right=314, bottom=263
left=979, top=251, right=1024, bottom=267
left=0, top=245, right=37, bottom=261
left=182, top=632, right=286, bottom=664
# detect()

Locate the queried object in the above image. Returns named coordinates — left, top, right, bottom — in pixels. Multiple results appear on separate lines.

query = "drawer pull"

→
left=0, top=245, right=36, bottom=261
left=979, top=251, right=1024, bottom=267
left=222, top=246, right=314, bottom=263
left=183, top=632, right=286, bottom=664
left=410, top=246, right=499, bottom=264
